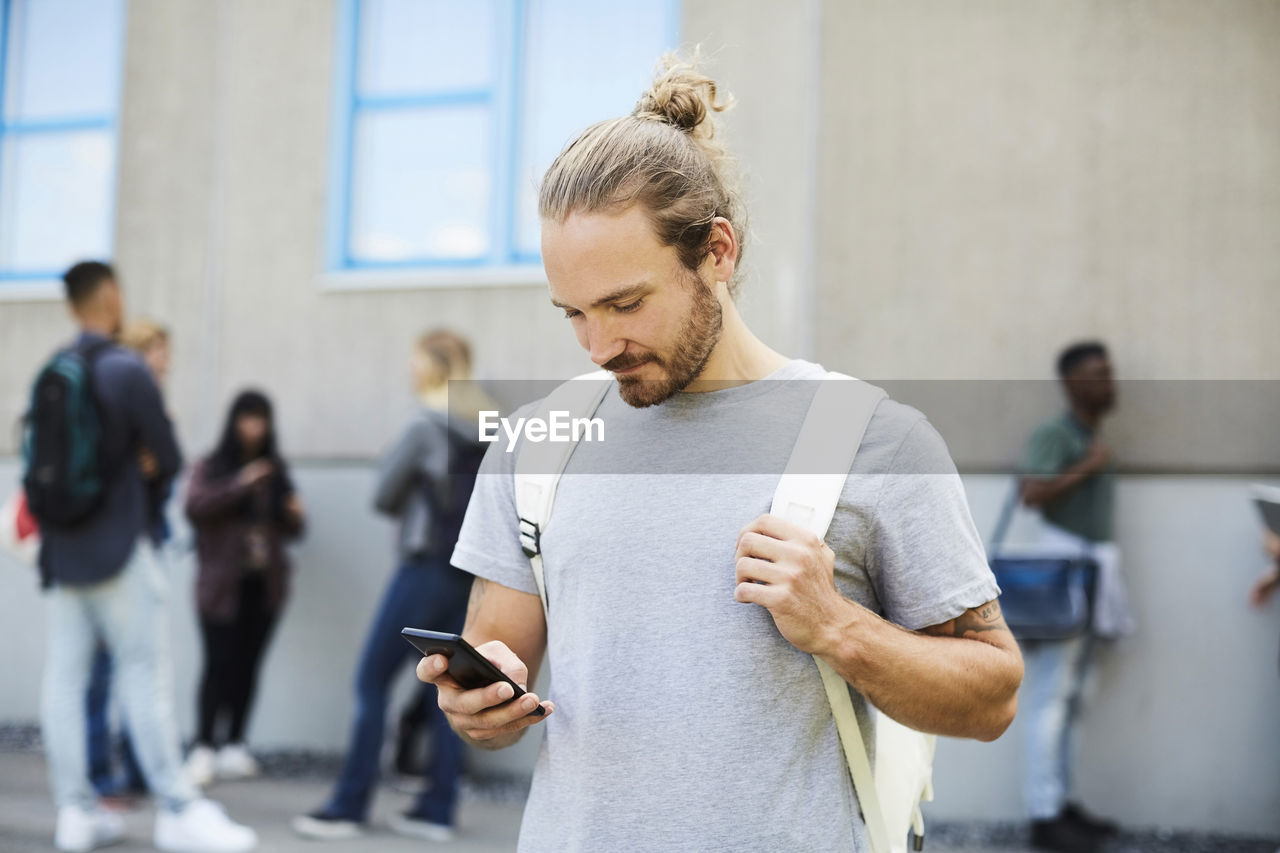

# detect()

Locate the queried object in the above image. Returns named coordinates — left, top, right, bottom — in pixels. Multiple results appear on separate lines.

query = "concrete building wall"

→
left=817, top=0, right=1280, bottom=382
left=4, top=1, right=1276, bottom=452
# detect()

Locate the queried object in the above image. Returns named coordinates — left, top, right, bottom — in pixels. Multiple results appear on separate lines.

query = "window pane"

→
left=3, top=0, right=125, bottom=122
left=0, top=130, right=115, bottom=271
left=349, top=106, right=493, bottom=263
left=356, top=0, right=497, bottom=98
left=513, top=0, right=677, bottom=257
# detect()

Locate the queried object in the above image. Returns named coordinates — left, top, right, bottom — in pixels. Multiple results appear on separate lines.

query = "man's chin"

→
left=616, top=377, right=678, bottom=409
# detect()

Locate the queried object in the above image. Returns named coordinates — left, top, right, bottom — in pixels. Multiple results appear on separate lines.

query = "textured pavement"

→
left=0, top=750, right=523, bottom=853
left=1, top=746, right=1276, bottom=852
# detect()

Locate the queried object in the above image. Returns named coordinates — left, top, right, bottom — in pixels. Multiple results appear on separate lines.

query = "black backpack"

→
left=424, top=427, right=487, bottom=553
left=22, top=340, right=113, bottom=528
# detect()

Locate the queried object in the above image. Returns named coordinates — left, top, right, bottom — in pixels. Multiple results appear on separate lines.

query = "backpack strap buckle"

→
left=518, top=516, right=541, bottom=558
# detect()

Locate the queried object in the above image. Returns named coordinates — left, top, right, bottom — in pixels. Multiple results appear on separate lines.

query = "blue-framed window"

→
left=0, top=0, right=126, bottom=285
left=328, top=0, right=680, bottom=272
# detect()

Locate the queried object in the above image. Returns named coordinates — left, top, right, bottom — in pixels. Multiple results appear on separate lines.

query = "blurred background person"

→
left=31, top=262, right=256, bottom=852
left=84, top=318, right=172, bottom=807
left=292, top=329, right=491, bottom=843
left=1016, top=341, right=1131, bottom=853
left=121, top=319, right=175, bottom=545
left=184, top=390, right=305, bottom=787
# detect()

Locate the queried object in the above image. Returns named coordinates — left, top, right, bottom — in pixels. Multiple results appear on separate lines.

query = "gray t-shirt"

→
left=451, top=360, right=999, bottom=852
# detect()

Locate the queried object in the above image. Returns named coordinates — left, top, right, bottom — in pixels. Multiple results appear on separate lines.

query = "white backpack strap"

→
left=513, top=371, right=612, bottom=614
left=769, top=372, right=898, bottom=853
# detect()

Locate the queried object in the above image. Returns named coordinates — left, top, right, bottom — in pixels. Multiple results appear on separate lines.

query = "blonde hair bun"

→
left=538, top=48, right=747, bottom=296
left=632, top=53, right=732, bottom=141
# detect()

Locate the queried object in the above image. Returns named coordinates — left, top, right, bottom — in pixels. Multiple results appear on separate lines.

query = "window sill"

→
left=0, top=277, right=62, bottom=302
left=320, top=265, right=547, bottom=293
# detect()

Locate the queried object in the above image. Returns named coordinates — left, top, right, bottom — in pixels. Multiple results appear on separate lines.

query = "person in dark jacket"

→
left=85, top=318, right=172, bottom=805
left=184, top=390, right=305, bottom=787
left=36, top=261, right=257, bottom=853
left=293, top=330, right=491, bottom=843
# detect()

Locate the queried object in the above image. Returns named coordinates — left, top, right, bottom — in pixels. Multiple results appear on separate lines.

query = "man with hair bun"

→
left=419, top=56, right=1023, bottom=851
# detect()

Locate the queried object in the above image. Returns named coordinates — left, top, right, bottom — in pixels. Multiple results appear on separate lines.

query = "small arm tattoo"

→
left=464, top=577, right=488, bottom=630
left=926, top=599, right=1010, bottom=639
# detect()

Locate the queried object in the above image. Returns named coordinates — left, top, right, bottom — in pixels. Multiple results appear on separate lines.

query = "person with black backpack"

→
left=292, top=329, right=491, bottom=844
left=27, top=262, right=257, bottom=853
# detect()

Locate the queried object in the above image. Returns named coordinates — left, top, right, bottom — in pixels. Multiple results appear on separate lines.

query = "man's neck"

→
left=77, top=316, right=116, bottom=338
left=1069, top=404, right=1103, bottom=431
left=686, top=301, right=789, bottom=391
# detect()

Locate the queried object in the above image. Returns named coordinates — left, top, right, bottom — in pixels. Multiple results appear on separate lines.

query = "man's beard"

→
left=606, top=269, right=724, bottom=409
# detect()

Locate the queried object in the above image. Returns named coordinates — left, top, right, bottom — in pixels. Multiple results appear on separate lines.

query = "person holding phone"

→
left=184, top=390, right=305, bottom=787
left=416, top=56, right=1023, bottom=853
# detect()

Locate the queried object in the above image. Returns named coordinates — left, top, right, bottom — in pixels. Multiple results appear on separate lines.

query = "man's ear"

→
left=707, top=217, right=738, bottom=283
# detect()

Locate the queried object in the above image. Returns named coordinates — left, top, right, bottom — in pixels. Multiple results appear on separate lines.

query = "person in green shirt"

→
left=1016, top=341, right=1125, bottom=853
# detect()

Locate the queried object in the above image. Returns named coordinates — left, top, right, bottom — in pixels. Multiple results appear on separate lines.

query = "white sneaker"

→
left=388, top=812, right=456, bottom=842
left=54, top=805, right=126, bottom=852
left=213, top=744, right=260, bottom=781
left=184, top=746, right=217, bottom=789
left=290, top=813, right=363, bottom=841
left=153, top=799, right=257, bottom=852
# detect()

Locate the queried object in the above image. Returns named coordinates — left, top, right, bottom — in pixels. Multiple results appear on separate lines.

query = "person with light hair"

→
left=294, top=330, right=492, bottom=843
left=119, top=319, right=171, bottom=384
left=417, top=56, right=1023, bottom=851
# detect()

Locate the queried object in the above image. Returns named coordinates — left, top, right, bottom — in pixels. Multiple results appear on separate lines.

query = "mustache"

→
left=602, top=353, right=656, bottom=373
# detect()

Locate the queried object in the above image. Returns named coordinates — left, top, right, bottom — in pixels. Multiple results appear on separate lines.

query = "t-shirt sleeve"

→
left=1018, top=421, right=1071, bottom=479
left=449, top=406, right=540, bottom=596
left=867, top=418, right=1001, bottom=631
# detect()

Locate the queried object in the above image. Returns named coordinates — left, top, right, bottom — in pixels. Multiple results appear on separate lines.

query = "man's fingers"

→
left=738, top=513, right=818, bottom=548
left=443, top=678, right=537, bottom=719
left=470, top=700, right=556, bottom=741
left=735, top=580, right=782, bottom=607
left=474, top=640, right=529, bottom=686
left=415, top=654, right=456, bottom=686
left=735, top=555, right=786, bottom=586
left=448, top=686, right=549, bottom=732
left=418, top=639, right=551, bottom=741
left=494, top=658, right=530, bottom=689
left=735, top=530, right=793, bottom=563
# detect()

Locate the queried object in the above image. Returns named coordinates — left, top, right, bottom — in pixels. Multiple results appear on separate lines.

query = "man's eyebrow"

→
left=550, top=282, right=649, bottom=311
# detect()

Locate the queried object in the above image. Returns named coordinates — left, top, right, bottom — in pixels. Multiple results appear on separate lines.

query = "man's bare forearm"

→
left=450, top=577, right=547, bottom=750
left=813, top=599, right=1023, bottom=742
left=1020, top=464, right=1096, bottom=508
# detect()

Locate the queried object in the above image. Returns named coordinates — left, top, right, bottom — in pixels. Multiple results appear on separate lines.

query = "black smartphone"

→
left=400, top=628, right=546, bottom=717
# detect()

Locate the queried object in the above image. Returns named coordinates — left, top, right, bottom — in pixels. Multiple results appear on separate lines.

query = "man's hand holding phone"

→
left=415, top=637, right=554, bottom=747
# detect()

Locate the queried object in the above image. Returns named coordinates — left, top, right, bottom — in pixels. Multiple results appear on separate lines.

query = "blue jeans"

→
left=41, top=542, right=197, bottom=812
left=324, top=556, right=472, bottom=826
left=1020, top=634, right=1094, bottom=819
left=86, top=644, right=146, bottom=796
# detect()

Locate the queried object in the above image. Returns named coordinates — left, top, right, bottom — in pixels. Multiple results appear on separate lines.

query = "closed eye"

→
left=614, top=299, right=643, bottom=314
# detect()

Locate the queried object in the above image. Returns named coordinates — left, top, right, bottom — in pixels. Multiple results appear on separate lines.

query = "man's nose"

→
left=586, top=317, right=625, bottom=367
